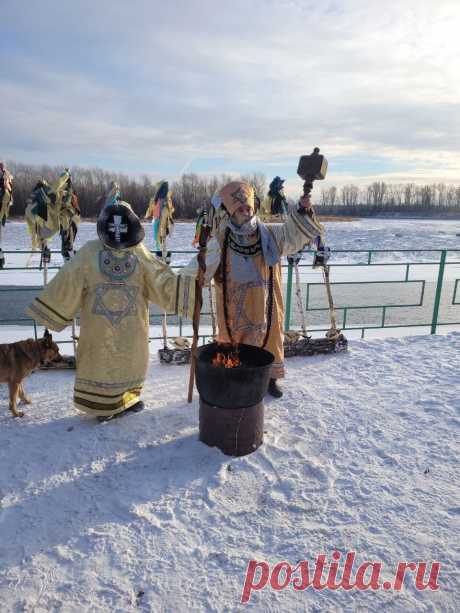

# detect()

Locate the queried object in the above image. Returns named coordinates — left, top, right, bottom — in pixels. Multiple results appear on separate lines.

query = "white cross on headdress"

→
left=108, top=215, right=128, bottom=243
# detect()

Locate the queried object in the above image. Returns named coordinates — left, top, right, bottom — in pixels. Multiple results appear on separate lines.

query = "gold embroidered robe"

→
left=185, top=207, right=323, bottom=378
left=26, top=239, right=195, bottom=417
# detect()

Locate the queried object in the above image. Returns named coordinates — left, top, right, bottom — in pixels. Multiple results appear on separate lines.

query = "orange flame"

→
left=212, top=351, right=241, bottom=368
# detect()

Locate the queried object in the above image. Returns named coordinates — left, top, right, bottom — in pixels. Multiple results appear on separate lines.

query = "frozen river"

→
left=2, top=217, right=460, bottom=261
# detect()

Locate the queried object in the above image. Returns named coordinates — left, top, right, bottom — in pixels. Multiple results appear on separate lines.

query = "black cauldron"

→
left=195, top=342, right=274, bottom=409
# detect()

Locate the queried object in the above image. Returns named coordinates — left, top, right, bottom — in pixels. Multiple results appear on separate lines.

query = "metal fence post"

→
left=431, top=250, right=447, bottom=334
left=284, top=259, right=293, bottom=331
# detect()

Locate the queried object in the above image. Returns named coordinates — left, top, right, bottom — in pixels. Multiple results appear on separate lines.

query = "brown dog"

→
left=0, top=330, right=61, bottom=417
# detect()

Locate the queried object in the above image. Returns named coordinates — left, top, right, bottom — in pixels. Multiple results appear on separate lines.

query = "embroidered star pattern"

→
left=92, top=283, right=139, bottom=326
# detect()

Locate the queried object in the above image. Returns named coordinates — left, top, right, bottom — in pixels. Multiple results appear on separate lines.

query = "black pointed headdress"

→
left=97, top=201, right=145, bottom=249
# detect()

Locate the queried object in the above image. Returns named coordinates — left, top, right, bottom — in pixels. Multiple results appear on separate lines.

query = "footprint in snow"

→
left=375, top=448, right=399, bottom=466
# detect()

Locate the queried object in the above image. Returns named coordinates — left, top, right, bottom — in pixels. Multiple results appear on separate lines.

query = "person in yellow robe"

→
left=26, top=200, right=195, bottom=420
left=184, top=180, right=323, bottom=399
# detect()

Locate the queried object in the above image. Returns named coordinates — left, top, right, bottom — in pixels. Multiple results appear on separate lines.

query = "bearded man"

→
left=187, top=180, right=324, bottom=398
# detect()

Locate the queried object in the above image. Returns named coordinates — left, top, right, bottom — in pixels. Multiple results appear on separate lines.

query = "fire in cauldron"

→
left=211, top=347, right=241, bottom=369
left=196, top=342, right=274, bottom=457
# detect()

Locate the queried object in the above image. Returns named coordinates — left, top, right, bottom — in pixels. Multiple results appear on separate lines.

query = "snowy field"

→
left=0, top=334, right=458, bottom=612
left=0, top=219, right=459, bottom=611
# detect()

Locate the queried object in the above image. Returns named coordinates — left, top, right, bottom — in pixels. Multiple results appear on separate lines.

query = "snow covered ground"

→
left=0, top=333, right=458, bottom=612
left=0, top=219, right=458, bottom=611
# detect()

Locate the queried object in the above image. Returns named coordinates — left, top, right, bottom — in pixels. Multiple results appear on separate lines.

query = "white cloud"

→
left=1, top=0, right=460, bottom=185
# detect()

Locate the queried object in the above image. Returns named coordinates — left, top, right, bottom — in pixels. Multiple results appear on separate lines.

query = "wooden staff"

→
left=209, top=280, right=217, bottom=339
left=293, top=255, right=309, bottom=337
left=0, top=225, right=4, bottom=269
left=161, top=244, right=169, bottom=351
left=40, top=240, right=50, bottom=287
left=322, top=264, right=339, bottom=339
left=187, top=211, right=211, bottom=403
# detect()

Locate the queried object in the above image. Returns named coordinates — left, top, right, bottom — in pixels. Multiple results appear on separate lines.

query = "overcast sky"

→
left=2, top=0, right=459, bottom=195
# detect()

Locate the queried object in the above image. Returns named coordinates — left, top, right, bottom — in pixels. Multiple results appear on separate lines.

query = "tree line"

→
left=318, top=182, right=460, bottom=217
left=6, top=161, right=266, bottom=219
left=5, top=161, right=460, bottom=219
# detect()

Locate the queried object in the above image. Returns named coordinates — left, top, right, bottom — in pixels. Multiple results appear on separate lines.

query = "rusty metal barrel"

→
left=195, top=343, right=274, bottom=456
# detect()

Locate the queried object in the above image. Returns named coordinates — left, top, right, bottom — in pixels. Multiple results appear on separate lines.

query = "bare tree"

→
left=368, top=182, right=387, bottom=207
left=340, top=184, right=359, bottom=207
left=404, top=183, right=417, bottom=207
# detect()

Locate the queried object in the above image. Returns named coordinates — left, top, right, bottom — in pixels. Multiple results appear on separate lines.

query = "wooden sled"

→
left=40, top=354, right=76, bottom=370
left=158, top=347, right=191, bottom=365
left=158, top=337, right=191, bottom=365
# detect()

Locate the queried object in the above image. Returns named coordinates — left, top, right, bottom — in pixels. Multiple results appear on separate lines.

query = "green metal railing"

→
left=1, top=248, right=459, bottom=346
left=283, top=248, right=460, bottom=338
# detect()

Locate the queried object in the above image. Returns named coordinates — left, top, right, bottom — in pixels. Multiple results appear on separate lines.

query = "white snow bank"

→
left=0, top=333, right=458, bottom=612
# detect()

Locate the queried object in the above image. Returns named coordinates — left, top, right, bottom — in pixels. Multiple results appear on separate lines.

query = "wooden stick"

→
left=209, top=281, right=216, bottom=339
left=161, top=247, right=168, bottom=351
left=322, top=264, right=339, bottom=336
left=42, top=240, right=48, bottom=287
left=187, top=212, right=210, bottom=403
left=0, top=225, right=4, bottom=269
left=294, top=258, right=308, bottom=337
left=187, top=279, right=202, bottom=403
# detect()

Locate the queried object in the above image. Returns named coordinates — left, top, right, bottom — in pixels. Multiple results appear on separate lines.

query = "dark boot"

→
left=126, top=400, right=144, bottom=413
left=268, top=378, right=283, bottom=399
left=97, top=401, right=144, bottom=423
left=97, top=414, right=115, bottom=423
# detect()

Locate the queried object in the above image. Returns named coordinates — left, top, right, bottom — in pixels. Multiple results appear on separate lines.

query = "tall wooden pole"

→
left=187, top=211, right=211, bottom=403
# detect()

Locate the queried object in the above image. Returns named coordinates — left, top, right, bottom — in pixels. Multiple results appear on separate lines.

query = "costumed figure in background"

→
left=0, top=162, right=13, bottom=225
left=192, top=207, right=206, bottom=248
left=192, top=191, right=229, bottom=247
left=184, top=180, right=324, bottom=398
left=101, top=181, right=121, bottom=208
left=59, top=175, right=80, bottom=261
left=26, top=200, right=195, bottom=421
left=145, top=181, right=177, bottom=361
left=261, top=176, right=288, bottom=220
left=209, top=191, right=228, bottom=238
left=0, top=161, right=14, bottom=269
left=144, top=181, right=174, bottom=255
left=25, top=168, right=72, bottom=276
